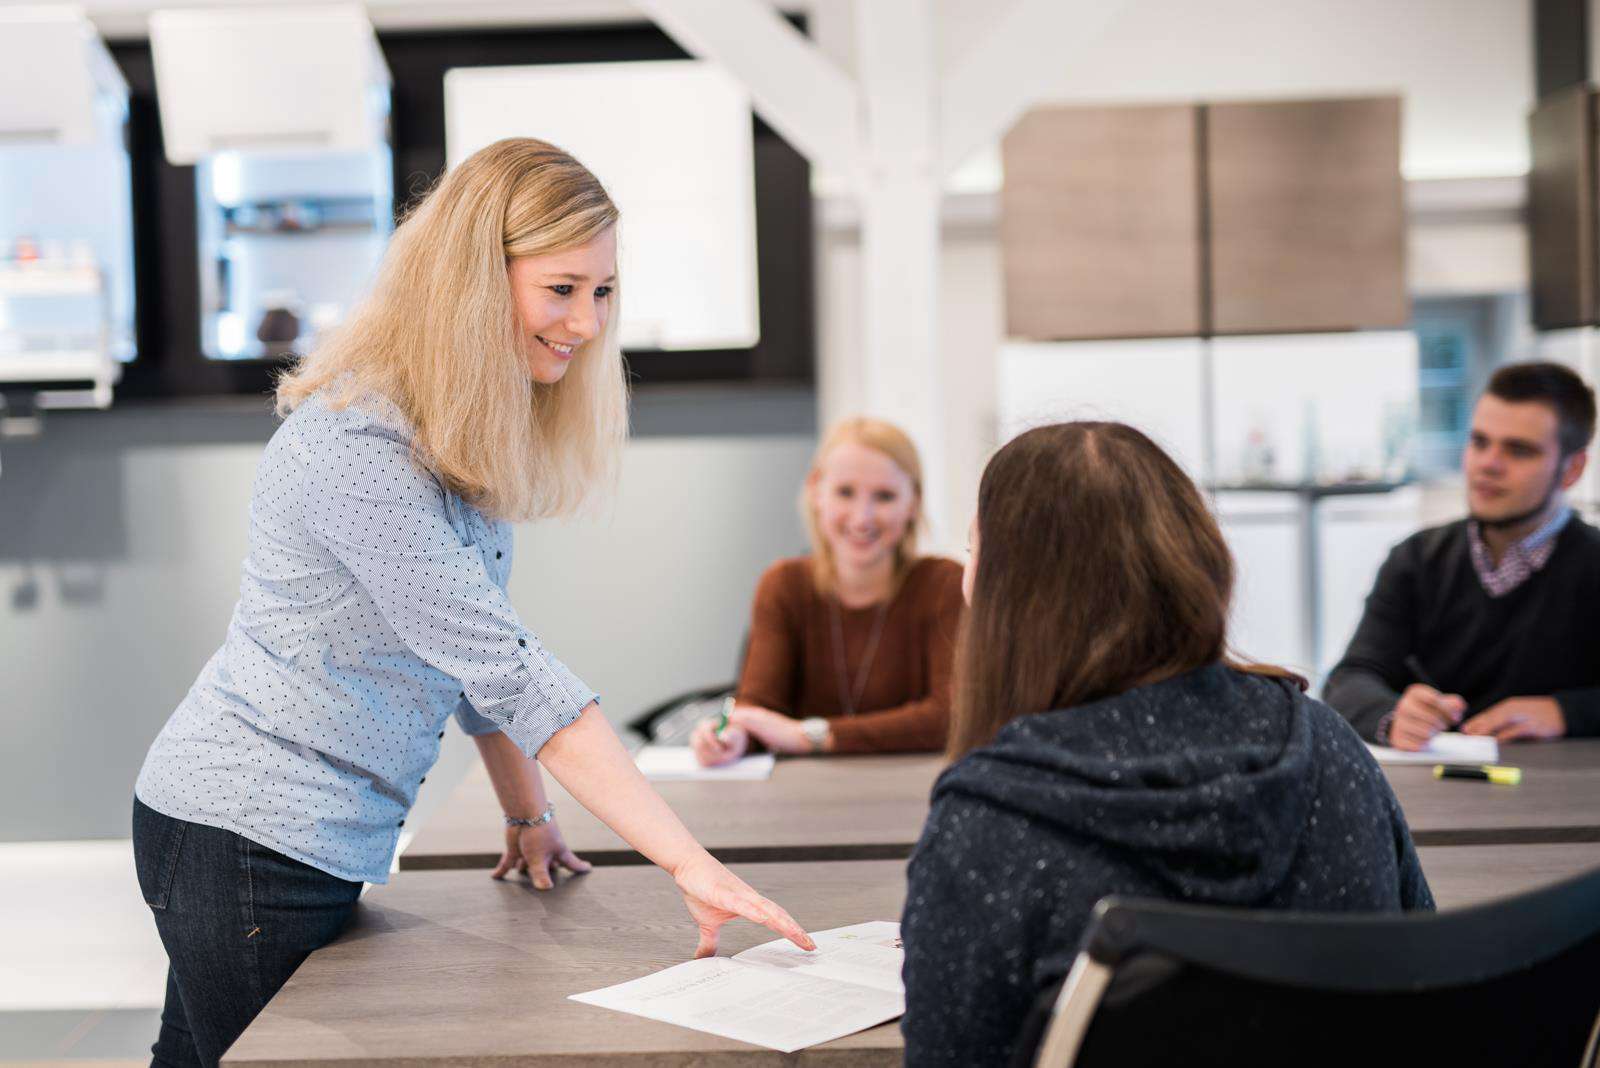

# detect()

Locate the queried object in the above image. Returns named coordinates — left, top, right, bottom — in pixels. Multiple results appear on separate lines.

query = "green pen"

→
left=715, top=695, right=734, bottom=739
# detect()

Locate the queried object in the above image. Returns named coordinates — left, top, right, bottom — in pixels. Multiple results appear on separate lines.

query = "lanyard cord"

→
left=829, top=596, right=890, bottom=717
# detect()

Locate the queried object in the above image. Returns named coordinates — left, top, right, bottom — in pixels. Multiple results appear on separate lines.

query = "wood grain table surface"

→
left=226, top=845, right=1600, bottom=1067
left=402, top=740, right=1600, bottom=871
left=401, top=754, right=946, bottom=870
left=226, top=861, right=910, bottom=1067
left=1418, top=842, right=1600, bottom=907
left=1384, top=738, right=1600, bottom=846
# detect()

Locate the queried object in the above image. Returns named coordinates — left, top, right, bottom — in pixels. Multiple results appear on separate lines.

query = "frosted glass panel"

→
left=445, top=61, right=759, bottom=352
left=1211, top=331, right=1419, bottom=485
left=997, top=338, right=1207, bottom=477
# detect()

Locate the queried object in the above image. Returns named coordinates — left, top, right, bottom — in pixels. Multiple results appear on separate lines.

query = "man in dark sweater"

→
left=1324, top=362, right=1600, bottom=748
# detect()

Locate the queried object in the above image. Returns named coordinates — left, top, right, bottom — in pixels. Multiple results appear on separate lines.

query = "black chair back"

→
left=1017, top=865, right=1600, bottom=1067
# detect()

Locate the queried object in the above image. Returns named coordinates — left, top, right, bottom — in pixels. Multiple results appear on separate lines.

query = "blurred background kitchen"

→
left=0, top=0, right=1594, bottom=1059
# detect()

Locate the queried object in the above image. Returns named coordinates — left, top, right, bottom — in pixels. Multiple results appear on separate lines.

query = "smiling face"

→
left=507, top=227, right=617, bottom=385
left=808, top=440, right=918, bottom=578
left=1463, top=394, right=1583, bottom=527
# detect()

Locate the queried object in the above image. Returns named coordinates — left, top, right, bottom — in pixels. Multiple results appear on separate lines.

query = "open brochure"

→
left=1367, top=732, right=1499, bottom=766
left=569, top=921, right=904, bottom=1053
left=634, top=745, right=775, bottom=781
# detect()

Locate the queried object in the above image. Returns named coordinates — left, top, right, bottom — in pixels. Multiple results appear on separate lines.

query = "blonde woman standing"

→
left=692, top=418, right=964, bottom=764
left=132, top=138, right=812, bottom=1068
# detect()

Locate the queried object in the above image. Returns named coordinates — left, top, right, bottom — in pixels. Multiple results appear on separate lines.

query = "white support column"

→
left=642, top=0, right=1106, bottom=548
left=634, top=0, right=864, bottom=180
left=855, top=0, right=949, bottom=542
left=939, top=0, right=1123, bottom=178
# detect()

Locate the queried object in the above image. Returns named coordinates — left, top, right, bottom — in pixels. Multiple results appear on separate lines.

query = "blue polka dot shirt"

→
left=135, top=391, right=596, bottom=883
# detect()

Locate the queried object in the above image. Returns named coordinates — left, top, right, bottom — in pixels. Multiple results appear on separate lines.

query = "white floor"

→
left=0, top=841, right=168, bottom=1013
left=0, top=834, right=406, bottom=1017
left=0, top=837, right=415, bottom=1061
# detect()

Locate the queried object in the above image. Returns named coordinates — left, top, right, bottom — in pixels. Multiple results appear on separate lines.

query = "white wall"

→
left=933, top=0, right=1532, bottom=188
left=0, top=396, right=814, bottom=841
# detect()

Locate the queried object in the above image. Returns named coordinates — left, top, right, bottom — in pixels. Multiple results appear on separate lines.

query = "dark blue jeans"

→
left=132, top=797, right=363, bottom=1068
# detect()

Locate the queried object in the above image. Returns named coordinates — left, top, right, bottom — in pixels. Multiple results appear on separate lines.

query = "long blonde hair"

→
left=276, top=137, right=627, bottom=521
left=802, top=417, right=925, bottom=597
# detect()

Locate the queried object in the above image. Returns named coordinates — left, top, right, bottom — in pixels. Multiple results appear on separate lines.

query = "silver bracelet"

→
left=505, top=804, right=555, bottom=829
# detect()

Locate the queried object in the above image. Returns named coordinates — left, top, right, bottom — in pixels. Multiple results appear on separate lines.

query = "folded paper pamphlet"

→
left=570, top=921, right=904, bottom=1053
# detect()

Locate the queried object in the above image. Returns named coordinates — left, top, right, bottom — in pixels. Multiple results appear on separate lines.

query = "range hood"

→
left=149, top=4, right=390, bottom=165
left=0, top=5, right=127, bottom=146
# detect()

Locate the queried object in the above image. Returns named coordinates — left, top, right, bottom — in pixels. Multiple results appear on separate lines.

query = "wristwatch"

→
left=505, top=804, right=555, bottom=829
left=1374, top=712, right=1395, bottom=747
left=800, top=717, right=831, bottom=753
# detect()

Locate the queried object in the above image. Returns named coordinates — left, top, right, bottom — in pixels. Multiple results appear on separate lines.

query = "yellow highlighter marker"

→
left=1433, top=764, right=1522, bottom=786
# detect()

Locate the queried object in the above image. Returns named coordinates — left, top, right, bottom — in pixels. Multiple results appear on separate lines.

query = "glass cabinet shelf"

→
left=197, top=148, right=393, bottom=361
left=222, top=196, right=380, bottom=237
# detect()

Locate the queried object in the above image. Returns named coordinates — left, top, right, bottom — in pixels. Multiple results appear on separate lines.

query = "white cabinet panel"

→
left=150, top=6, right=389, bottom=164
left=446, top=61, right=759, bottom=353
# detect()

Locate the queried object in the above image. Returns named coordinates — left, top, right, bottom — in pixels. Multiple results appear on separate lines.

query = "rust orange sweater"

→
left=735, top=555, right=964, bottom=753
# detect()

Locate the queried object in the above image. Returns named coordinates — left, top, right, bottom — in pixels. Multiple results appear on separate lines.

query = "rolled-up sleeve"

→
left=304, top=421, right=595, bottom=757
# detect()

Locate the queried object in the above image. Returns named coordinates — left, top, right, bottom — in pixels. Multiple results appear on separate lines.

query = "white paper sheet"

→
left=634, top=745, right=775, bottom=781
left=569, top=922, right=905, bottom=1053
left=729, top=921, right=905, bottom=995
left=1367, top=732, right=1499, bottom=766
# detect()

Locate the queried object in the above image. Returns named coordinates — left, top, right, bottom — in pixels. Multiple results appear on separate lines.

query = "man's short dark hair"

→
left=1485, top=361, right=1597, bottom=456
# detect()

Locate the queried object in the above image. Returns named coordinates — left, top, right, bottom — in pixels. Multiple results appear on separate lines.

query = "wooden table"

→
left=226, top=845, right=1600, bottom=1067
left=1418, top=842, right=1600, bottom=907
left=226, top=861, right=909, bottom=1067
left=402, top=740, right=1600, bottom=872
left=401, top=754, right=945, bottom=870
left=1385, top=739, right=1600, bottom=846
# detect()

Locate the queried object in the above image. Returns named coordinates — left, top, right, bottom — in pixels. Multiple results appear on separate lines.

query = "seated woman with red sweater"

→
left=692, top=418, right=963, bottom=763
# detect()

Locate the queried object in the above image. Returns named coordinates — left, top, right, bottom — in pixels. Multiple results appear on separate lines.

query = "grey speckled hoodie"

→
left=899, top=663, right=1434, bottom=1067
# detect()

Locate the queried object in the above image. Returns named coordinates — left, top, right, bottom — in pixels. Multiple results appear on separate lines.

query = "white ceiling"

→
left=0, top=0, right=805, bottom=38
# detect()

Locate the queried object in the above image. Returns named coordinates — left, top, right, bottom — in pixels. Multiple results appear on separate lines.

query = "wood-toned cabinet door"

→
left=1527, top=86, right=1596, bottom=329
left=1001, top=104, right=1203, bottom=340
left=1207, top=96, right=1408, bottom=334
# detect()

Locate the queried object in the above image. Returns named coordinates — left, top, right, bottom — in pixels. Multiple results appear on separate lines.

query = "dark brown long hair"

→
left=947, top=421, right=1303, bottom=760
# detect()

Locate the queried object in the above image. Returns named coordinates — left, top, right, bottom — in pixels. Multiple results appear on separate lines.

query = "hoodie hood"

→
left=934, top=663, right=1316, bottom=905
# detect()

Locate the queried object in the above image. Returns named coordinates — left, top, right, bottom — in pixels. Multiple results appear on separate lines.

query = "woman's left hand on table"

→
left=491, top=819, right=592, bottom=890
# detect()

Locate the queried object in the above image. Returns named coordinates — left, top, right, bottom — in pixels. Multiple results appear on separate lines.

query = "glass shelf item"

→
left=196, top=147, right=394, bottom=361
